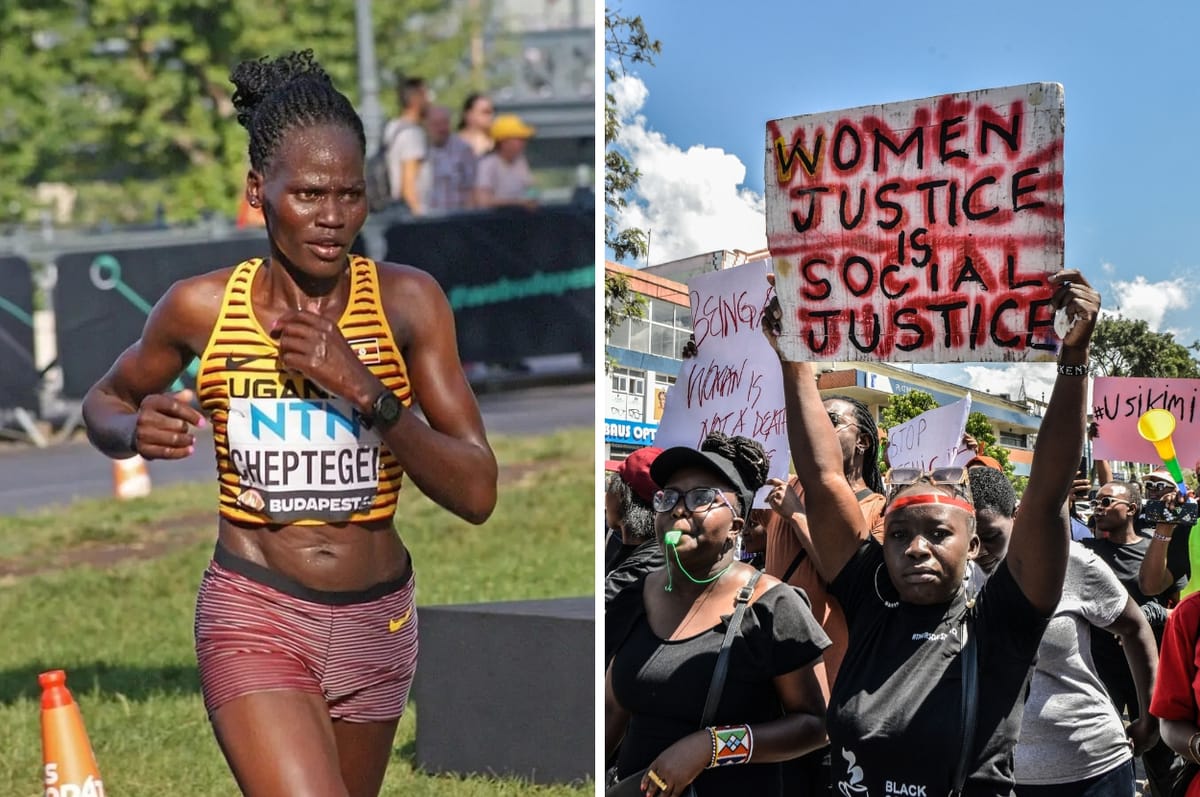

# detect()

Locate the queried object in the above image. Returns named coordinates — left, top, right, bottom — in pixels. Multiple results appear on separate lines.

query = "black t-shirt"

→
left=826, top=541, right=1049, bottom=796
left=1080, top=535, right=1180, bottom=607
left=607, top=575, right=830, bottom=796
left=604, top=539, right=665, bottom=611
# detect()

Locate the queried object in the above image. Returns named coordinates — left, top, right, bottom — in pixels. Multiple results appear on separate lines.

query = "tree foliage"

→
left=0, top=0, right=484, bottom=227
left=879, top=390, right=938, bottom=431
left=602, top=7, right=657, bottom=367
left=1089, top=315, right=1200, bottom=378
left=879, top=389, right=1014, bottom=479
left=603, top=7, right=658, bottom=265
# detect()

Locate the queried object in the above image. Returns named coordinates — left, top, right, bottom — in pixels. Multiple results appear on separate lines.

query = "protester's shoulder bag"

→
left=949, top=608, right=978, bottom=797
left=606, top=571, right=763, bottom=797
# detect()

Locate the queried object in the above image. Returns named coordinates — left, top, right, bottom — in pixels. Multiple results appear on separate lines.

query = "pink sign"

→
left=1091, top=377, right=1200, bottom=467
left=764, top=83, right=1065, bottom=363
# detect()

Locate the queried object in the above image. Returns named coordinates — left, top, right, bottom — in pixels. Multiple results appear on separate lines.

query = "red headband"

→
left=886, top=493, right=976, bottom=516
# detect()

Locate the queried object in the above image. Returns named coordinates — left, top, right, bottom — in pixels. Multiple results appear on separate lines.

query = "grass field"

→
left=0, top=428, right=596, bottom=796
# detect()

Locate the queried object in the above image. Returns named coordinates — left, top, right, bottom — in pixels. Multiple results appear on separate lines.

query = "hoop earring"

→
left=874, top=563, right=899, bottom=609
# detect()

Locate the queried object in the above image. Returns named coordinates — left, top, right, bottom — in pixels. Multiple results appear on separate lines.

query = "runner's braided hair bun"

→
left=701, top=431, right=771, bottom=494
left=229, top=49, right=365, bottom=172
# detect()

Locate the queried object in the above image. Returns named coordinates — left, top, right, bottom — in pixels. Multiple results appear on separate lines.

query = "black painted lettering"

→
left=989, top=298, right=1020, bottom=347
left=981, top=113, right=1021, bottom=155
left=805, top=310, right=840, bottom=353
left=1012, top=167, right=1045, bottom=212
left=875, top=182, right=904, bottom=230
left=843, top=256, right=875, bottom=297
left=916, top=179, right=949, bottom=224
left=839, top=187, right=867, bottom=229
left=776, top=132, right=824, bottom=179
left=894, top=307, right=926, bottom=351
left=791, top=186, right=831, bottom=232
left=963, top=175, right=999, bottom=220
left=951, top=256, right=989, bottom=291
left=832, top=124, right=862, bottom=171
left=872, top=126, right=924, bottom=171
left=801, top=258, right=832, bottom=300
left=938, top=115, right=968, bottom=162
left=927, top=301, right=969, bottom=348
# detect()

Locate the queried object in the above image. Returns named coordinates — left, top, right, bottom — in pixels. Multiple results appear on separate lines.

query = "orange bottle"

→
left=39, top=670, right=106, bottom=796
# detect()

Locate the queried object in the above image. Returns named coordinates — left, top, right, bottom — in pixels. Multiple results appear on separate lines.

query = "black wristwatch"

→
left=365, top=389, right=403, bottom=431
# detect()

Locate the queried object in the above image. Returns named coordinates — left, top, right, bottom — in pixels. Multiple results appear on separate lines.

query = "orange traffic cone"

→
left=113, top=454, right=151, bottom=500
left=39, top=669, right=106, bottom=796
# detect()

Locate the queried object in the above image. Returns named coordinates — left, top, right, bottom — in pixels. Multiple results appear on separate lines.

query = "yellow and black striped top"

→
left=197, top=256, right=411, bottom=525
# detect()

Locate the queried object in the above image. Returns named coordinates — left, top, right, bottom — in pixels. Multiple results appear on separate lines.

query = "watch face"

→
left=375, top=392, right=402, bottom=425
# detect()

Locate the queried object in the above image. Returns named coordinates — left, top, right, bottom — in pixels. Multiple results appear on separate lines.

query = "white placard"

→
left=885, top=395, right=973, bottom=471
left=764, top=83, right=1065, bottom=363
left=654, top=260, right=789, bottom=504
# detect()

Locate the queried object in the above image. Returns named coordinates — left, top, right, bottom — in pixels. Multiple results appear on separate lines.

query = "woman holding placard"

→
left=761, top=268, right=1098, bottom=794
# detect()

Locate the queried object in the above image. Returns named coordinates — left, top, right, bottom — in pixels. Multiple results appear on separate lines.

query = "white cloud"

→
left=1107, top=275, right=1191, bottom=332
left=608, top=69, right=647, bottom=120
left=1100, top=261, right=1115, bottom=275
left=609, top=74, right=767, bottom=263
left=960, top=362, right=1059, bottom=404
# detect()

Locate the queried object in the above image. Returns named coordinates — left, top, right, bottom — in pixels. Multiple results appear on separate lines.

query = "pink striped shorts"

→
left=194, top=546, right=418, bottom=723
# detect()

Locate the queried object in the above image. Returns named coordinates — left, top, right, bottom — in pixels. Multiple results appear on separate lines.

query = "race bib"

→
left=226, top=395, right=381, bottom=523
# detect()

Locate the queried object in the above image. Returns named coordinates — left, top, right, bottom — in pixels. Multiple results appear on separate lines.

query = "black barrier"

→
left=54, top=237, right=268, bottom=399
left=54, top=204, right=594, bottom=400
left=0, top=256, right=38, bottom=411
left=370, top=205, right=594, bottom=365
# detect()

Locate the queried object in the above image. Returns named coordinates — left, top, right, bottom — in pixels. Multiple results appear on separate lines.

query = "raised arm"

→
left=1105, top=595, right=1160, bottom=754
left=762, top=277, right=868, bottom=581
left=83, top=276, right=217, bottom=460
left=377, top=266, right=497, bottom=523
left=1007, top=269, right=1100, bottom=614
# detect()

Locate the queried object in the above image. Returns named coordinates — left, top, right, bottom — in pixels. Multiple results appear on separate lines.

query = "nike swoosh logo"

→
left=388, top=607, right=413, bottom=633
left=225, top=355, right=267, bottom=369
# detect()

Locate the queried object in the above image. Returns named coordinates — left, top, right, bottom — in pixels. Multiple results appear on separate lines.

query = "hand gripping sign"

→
left=764, top=83, right=1065, bottom=363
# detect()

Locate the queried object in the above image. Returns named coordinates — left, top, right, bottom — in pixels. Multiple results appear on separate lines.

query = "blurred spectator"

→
left=604, top=446, right=664, bottom=607
left=383, top=77, right=428, bottom=214
left=420, top=105, right=477, bottom=214
left=474, top=113, right=536, bottom=209
left=457, top=92, right=495, bottom=157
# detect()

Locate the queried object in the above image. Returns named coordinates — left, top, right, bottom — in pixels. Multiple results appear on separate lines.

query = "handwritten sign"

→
left=885, top=396, right=972, bottom=471
left=1092, top=377, right=1200, bottom=466
left=764, top=83, right=1065, bottom=363
left=654, top=260, right=789, bottom=504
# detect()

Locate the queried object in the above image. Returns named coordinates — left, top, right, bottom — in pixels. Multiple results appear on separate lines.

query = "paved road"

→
left=0, top=382, right=593, bottom=514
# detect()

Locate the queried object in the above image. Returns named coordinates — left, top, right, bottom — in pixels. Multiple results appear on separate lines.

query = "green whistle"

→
left=664, top=530, right=682, bottom=546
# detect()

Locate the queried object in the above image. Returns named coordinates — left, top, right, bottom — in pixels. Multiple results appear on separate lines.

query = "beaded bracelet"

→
left=1153, top=533, right=1173, bottom=543
left=706, top=724, right=753, bottom=767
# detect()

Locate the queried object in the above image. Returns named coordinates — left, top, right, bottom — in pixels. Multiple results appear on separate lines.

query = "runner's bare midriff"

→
left=217, top=517, right=410, bottom=592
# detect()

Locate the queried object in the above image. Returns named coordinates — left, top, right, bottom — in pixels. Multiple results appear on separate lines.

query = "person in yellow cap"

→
left=474, top=112, right=536, bottom=209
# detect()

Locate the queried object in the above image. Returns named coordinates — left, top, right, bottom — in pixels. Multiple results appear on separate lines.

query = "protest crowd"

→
left=604, top=86, right=1200, bottom=797
left=604, top=267, right=1200, bottom=797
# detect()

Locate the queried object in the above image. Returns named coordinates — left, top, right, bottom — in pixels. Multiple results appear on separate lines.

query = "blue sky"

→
left=606, top=0, right=1200, bottom=399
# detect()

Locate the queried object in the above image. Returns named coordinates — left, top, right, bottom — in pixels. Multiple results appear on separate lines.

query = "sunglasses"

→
left=885, top=466, right=970, bottom=499
left=1144, top=480, right=1174, bottom=493
left=653, top=487, right=734, bottom=515
left=1096, top=496, right=1133, bottom=508
left=827, top=410, right=857, bottom=430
